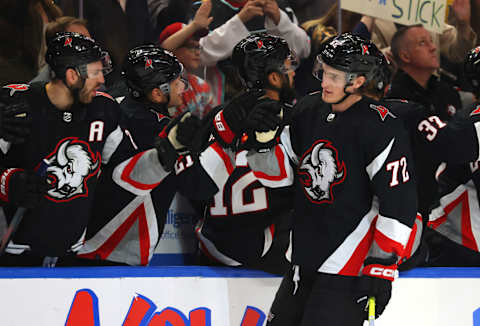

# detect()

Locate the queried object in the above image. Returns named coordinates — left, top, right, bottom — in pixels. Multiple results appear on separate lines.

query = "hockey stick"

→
left=368, top=296, right=376, bottom=326
left=0, top=160, right=49, bottom=255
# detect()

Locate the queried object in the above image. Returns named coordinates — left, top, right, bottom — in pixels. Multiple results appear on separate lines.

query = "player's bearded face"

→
left=77, top=61, right=105, bottom=104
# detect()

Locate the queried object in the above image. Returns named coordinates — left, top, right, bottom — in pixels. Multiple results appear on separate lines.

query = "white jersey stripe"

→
left=474, top=122, right=480, bottom=162
left=262, top=226, right=274, bottom=257
left=102, top=125, right=124, bottom=164
left=318, top=200, right=379, bottom=274
left=78, top=195, right=158, bottom=265
left=366, top=138, right=395, bottom=180
left=199, top=145, right=232, bottom=190
left=195, top=220, right=242, bottom=266
left=376, top=214, right=412, bottom=247
left=280, top=126, right=299, bottom=164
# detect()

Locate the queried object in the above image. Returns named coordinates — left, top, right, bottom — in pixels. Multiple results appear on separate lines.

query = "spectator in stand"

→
left=61, top=0, right=155, bottom=97
left=158, top=0, right=214, bottom=119
left=385, top=24, right=473, bottom=269
left=388, top=25, right=462, bottom=116
left=31, top=16, right=91, bottom=83
left=190, top=0, right=310, bottom=105
left=147, top=0, right=194, bottom=40
left=369, top=0, right=476, bottom=65
left=0, top=0, right=61, bottom=84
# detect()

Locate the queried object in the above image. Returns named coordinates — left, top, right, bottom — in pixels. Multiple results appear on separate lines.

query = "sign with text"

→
left=341, top=0, right=447, bottom=33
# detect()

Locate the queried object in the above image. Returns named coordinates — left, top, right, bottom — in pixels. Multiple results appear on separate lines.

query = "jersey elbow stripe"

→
left=366, top=138, right=395, bottom=180
left=114, top=151, right=165, bottom=193
left=376, top=214, right=412, bottom=248
left=200, top=144, right=233, bottom=189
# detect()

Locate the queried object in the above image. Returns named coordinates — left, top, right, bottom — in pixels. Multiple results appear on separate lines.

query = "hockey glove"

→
left=0, top=101, right=31, bottom=144
left=212, top=89, right=264, bottom=146
left=245, top=99, right=283, bottom=132
left=358, top=256, right=396, bottom=320
left=241, top=99, right=284, bottom=151
left=155, top=112, right=199, bottom=172
left=0, top=168, right=49, bottom=208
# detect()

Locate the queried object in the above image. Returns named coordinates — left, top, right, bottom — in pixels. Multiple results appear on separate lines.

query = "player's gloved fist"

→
left=358, top=256, right=396, bottom=320
left=213, top=89, right=264, bottom=145
left=155, top=112, right=199, bottom=172
left=245, top=99, right=283, bottom=132
left=0, top=168, right=49, bottom=208
left=0, top=101, right=31, bottom=144
left=173, top=112, right=201, bottom=150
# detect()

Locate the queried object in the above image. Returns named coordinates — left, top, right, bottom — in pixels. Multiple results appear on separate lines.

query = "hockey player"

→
left=192, top=33, right=295, bottom=274
left=0, top=33, right=173, bottom=267
left=76, top=45, right=200, bottom=266
left=218, top=33, right=418, bottom=325
left=189, top=0, right=310, bottom=105
left=425, top=46, right=480, bottom=266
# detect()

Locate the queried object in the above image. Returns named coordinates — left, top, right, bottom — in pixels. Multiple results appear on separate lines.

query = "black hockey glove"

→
left=245, top=99, right=283, bottom=132
left=0, top=168, right=49, bottom=208
left=358, top=256, right=396, bottom=320
left=155, top=112, right=200, bottom=172
left=212, top=89, right=264, bottom=146
left=0, top=101, right=31, bottom=144
left=241, top=99, right=284, bottom=151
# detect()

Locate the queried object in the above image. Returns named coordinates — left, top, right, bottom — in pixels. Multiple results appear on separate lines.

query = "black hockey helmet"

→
left=231, top=33, right=296, bottom=90
left=464, top=46, right=480, bottom=95
left=313, top=33, right=390, bottom=93
left=46, top=32, right=112, bottom=79
left=122, top=44, right=185, bottom=99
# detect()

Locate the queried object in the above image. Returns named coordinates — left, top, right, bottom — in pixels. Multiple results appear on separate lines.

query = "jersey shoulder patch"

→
left=369, top=104, right=397, bottom=121
left=470, top=104, right=480, bottom=117
left=95, top=91, right=115, bottom=101
left=2, top=84, right=30, bottom=97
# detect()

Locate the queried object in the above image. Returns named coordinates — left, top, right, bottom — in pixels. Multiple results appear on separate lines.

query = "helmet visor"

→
left=312, top=55, right=347, bottom=87
left=79, top=51, right=113, bottom=79
left=279, top=51, right=299, bottom=74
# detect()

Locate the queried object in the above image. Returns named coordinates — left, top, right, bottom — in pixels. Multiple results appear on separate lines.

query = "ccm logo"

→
left=370, top=267, right=396, bottom=278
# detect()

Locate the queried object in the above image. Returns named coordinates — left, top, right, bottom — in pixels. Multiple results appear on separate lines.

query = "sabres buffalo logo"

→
left=44, top=137, right=100, bottom=202
left=298, top=140, right=346, bottom=204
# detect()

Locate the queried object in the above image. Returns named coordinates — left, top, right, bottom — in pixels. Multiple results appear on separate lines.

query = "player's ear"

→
left=148, top=87, right=167, bottom=104
left=352, top=75, right=366, bottom=90
left=65, top=68, right=79, bottom=86
left=267, top=71, right=282, bottom=89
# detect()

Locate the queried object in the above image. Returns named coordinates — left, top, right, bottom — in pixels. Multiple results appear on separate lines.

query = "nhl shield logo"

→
left=298, top=140, right=346, bottom=204
left=63, top=112, right=73, bottom=123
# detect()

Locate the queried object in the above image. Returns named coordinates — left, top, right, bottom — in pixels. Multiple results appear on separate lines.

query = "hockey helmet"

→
left=46, top=32, right=112, bottom=79
left=122, top=45, right=185, bottom=99
left=313, top=33, right=390, bottom=93
left=231, top=33, right=296, bottom=90
left=464, top=46, right=480, bottom=95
